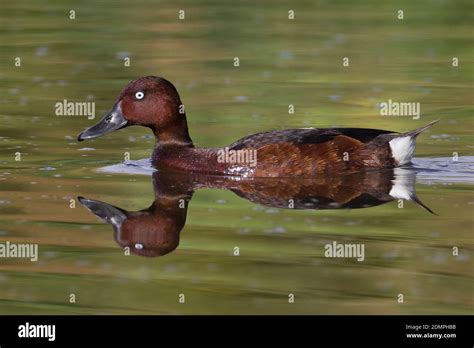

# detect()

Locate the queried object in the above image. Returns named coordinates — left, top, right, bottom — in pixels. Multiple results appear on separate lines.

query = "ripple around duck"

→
left=410, top=156, right=474, bottom=184
left=98, top=159, right=156, bottom=175
left=97, top=157, right=474, bottom=185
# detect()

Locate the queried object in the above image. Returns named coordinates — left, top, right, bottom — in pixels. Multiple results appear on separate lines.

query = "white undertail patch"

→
left=389, top=136, right=416, bottom=166
left=389, top=168, right=414, bottom=200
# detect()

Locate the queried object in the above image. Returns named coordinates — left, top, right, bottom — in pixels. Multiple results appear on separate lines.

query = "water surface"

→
left=0, top=0, right=473, bottom=314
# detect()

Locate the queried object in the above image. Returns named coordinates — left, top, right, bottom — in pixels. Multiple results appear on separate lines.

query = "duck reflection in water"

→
left=78, top=168, right=434, bottom=257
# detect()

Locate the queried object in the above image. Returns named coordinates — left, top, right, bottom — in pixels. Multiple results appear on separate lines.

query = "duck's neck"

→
left=153, top=113, right=194, bottom=147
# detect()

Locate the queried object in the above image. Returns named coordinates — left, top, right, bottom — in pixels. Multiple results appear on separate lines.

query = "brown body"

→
left=152, top=130, right=397, bottom=177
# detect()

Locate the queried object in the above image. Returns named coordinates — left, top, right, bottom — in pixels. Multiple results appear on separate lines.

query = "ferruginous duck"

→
left=77, top=76, right=439, bottom=177
left=77, top=169, right=434, bottom=257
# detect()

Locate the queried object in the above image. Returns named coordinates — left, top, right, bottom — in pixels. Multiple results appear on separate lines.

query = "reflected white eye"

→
left=134, top=243, right=143, bottom=250
left=135, top=91, right=145, bottom=100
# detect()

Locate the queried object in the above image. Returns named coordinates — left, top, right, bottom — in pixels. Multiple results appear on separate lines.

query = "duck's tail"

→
left=389, top=168, right=437, bottom=215
left=389, top=119, right=439, bottom=166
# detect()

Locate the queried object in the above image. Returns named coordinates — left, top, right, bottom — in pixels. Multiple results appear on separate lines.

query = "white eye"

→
left=135, top=91, right=144, bottom=100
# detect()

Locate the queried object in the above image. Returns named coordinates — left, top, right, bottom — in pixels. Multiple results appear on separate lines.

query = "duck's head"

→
left=78, top=195, right=187, bottom=257
left=78, top=76, right=192, bottom=145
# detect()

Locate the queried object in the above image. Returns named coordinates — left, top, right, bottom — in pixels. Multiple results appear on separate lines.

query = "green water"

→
left=0, top=0, right=473, bottom=314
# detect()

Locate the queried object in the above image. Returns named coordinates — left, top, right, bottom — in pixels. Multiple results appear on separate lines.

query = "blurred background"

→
left=0, top=0, right=472, bottom=314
